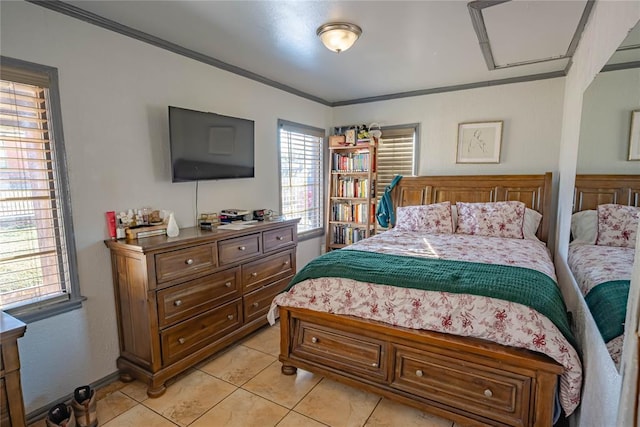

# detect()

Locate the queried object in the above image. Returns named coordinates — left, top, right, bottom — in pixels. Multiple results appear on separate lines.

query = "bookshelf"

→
left=326, top=137, right=377, bottom=251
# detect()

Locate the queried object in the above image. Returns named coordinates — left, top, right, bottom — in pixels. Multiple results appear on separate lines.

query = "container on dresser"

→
left=326, top=137, right=377, bottom=251
left=105, top=218, right=299, bottom=397
left=1, top=311, right=27, bottom=427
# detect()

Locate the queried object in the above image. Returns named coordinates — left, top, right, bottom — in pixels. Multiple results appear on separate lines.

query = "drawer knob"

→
left=174, top=300, right=182, bottom=307
left=251, top=272, right=258, bottom=277
left=185, top=258, right=194, bottom=265
left=276, top=236, right=284, bottom=241
left=484, top=389, right=493, bottom=398
left=252, top=302, right=259, bottom=308
left=239, top=246, right=246, bottom=251
left=227, top=314, right=234, bottom=320
left=372, top=363, right=378, bottom=368
left=311, top=337, right=319, bottom=344
left=283, top=261, right=290, bottom=266
left=178, top=337, right=186, bottom=345
left=415, top=370, right=424, bottom=377
left=225, top=281, right=232, bottom=288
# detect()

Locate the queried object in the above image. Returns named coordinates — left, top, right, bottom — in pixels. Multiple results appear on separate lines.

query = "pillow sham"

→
left=452, top=205, right=541, bottom=240
left=570, top=210, right=597, bottom=244
left=596, top=204, right=640, bottom=248
left=395, top=202, right=454, bottom=233
left=455, top=201, right=526, bottom=239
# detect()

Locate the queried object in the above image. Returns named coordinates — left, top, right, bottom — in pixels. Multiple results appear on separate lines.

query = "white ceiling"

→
left=44, top=1, right=601, bottom=104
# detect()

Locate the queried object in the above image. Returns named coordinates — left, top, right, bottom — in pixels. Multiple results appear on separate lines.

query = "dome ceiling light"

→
left=316, top=22, right=362, bottom=53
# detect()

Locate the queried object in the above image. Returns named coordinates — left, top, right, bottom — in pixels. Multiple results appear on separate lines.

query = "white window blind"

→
left=278, top=120, right=324, bottom=237
left=376, top=125, right=417, bottom=201
left=0, top=65, right=76, bottom=314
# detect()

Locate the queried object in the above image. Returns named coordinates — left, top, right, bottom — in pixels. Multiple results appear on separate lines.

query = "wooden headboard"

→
left=391, top=173, right=553, bottom=242
left=574, top=174, right=640, bottom=212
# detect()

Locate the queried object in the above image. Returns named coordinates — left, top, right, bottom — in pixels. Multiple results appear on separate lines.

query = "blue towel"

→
left=376, top=175, right=402, bottom=227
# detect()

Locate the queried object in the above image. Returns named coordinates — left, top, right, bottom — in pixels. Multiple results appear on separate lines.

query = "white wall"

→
left=334, top=79, right=565, bottom=176
left=1, top=1, right=330, bottom=413
left=578, top=68, right=640, bottom=173
left=554, top=2, right=640, bottom=426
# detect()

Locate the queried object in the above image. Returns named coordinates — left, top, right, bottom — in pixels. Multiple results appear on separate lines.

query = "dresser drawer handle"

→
left=238, top=246, right=246, bottom=251
left=311, top=337, right=318, bottom=344
left=227, top=314, right=234, bottom=320
left=252, top=302, right=259, bottom=308
left=185, top=258, right=194, bottom=265
left=484, top=389, right=493, bottom=398
left=415, top=370, right=424, bottom=377
left=178, top=337, right=186, bottom=345
left=251, top=272, right=258, bottom=277
left=283, top=261, right=290, bottom=266
left=276, top=236, right=284, bottom=241
left=225, top=281, right=232, bottom=288
left=372, top=362, right=378, bottom=367
left=173, top=300, right=182, bottom=307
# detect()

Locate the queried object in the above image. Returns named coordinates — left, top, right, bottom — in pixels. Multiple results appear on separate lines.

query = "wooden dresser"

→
left=1, top=312, right=27, bottom=427
left=105, top=218, right=298, bottom=397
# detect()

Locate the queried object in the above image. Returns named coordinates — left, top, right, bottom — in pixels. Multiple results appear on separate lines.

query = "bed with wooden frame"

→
left=274, top=173, right=577, bottom=427
left=570, top=174, right=640, bottom=365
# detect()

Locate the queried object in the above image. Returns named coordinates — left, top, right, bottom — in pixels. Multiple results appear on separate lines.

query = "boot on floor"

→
left=71, top=385, right=98, bottom=427
left=45, top=403, right=76, bottom=427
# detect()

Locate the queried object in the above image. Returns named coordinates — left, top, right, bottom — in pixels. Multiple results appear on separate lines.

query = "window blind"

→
left=278, top=120, right=324, bottom=236
left=0, top=75, right=72, bottom=310
left=376, top=126, right=416, bottom=200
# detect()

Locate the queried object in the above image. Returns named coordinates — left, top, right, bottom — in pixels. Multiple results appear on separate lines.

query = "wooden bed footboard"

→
left=279, top=306, right=563, bottom=427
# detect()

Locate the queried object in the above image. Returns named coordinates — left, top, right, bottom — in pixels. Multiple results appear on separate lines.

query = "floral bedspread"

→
left=567, top=242, right=634, bottom=296
left=568, top=242, right=634, bottom=365
left=269, top=230, right=582, bottom=415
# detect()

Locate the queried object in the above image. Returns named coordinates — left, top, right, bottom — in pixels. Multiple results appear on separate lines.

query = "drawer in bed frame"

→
left=279, top=306, right=563, bottom=427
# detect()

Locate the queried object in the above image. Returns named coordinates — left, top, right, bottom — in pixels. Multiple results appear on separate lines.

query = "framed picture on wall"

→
left=456, top=121, right=503, bottom=164
left=629, top=110, right=640, bottom=161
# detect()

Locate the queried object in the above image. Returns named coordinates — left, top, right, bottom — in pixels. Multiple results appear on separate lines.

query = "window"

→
left=376, top=124, right=418, bottom=230
left=0, top=57, right=81, bottom=322
left=278, top=120, right=324, bottom=239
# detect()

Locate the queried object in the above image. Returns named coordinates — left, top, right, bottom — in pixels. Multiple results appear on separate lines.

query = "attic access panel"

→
left=471, top=0, right=589, bottom=70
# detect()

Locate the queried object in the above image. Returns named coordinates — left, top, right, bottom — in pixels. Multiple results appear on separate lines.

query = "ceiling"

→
left=34, top=0, right=603, bottom=105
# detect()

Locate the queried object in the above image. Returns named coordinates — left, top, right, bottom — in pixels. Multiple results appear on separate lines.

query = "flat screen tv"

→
left=169, top=106, right=255, bottom=182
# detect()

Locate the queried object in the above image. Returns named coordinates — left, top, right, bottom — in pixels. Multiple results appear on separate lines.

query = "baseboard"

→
left=26, top=371, right=121, bottom=425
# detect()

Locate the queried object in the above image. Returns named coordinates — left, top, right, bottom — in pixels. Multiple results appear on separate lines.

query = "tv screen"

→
left=169, top=106, right=255, bottom=182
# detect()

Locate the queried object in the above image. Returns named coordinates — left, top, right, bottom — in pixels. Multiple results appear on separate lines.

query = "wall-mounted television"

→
left=169, top=106, right=255, bottom=182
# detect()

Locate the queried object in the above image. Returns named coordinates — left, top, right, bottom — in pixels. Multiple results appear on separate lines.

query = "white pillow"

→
left=523, top=208, right=543, bottom=241
left=570, top=210, right=597, bottom=244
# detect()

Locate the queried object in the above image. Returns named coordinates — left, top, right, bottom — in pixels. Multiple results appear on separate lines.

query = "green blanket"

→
left=288, top=249, right=576, bottom=347
left=584, top=280, right=630, bottom=343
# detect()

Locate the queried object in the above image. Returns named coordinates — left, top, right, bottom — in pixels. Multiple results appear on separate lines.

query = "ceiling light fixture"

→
left=316, top=22, right=362, bottom=53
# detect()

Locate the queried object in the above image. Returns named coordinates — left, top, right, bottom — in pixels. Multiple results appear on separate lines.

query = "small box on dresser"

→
left=105, top=218, right=299, bottom=397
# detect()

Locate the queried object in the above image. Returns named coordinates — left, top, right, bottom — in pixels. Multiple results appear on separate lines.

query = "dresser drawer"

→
left=263, top=226, right=295, bottom=252
left=391, top=344, right=531, bottom=426
left=0, top=377, right=8, bottom=424
left=157, top=267, right=241, bottom=328
left=243, top=276, right=291, bottom=323
left=218, top=233, right=260, bottom=265
left=242, top=250, right=294, bottom=293
left=155, top=244, right=217, bottom=284
left=291, top=320, right=386, bottom=380
left=160, top=299, right=242, bottom=365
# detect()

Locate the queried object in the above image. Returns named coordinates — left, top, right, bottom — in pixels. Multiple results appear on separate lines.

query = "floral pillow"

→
left=455, top=201, right=526, bottom=239
left=395, top=202, right=453, bottom=234
left=596, top=204, right=640, bottom=248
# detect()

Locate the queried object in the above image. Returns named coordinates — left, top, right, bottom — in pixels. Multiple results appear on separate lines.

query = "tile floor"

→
left=29, top=322, right=459, bottom=427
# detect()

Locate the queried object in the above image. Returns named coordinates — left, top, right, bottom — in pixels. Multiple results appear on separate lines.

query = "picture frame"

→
left=456, top=121, right=503, bottom=164
left=628, top=110, right=640, bottom=161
